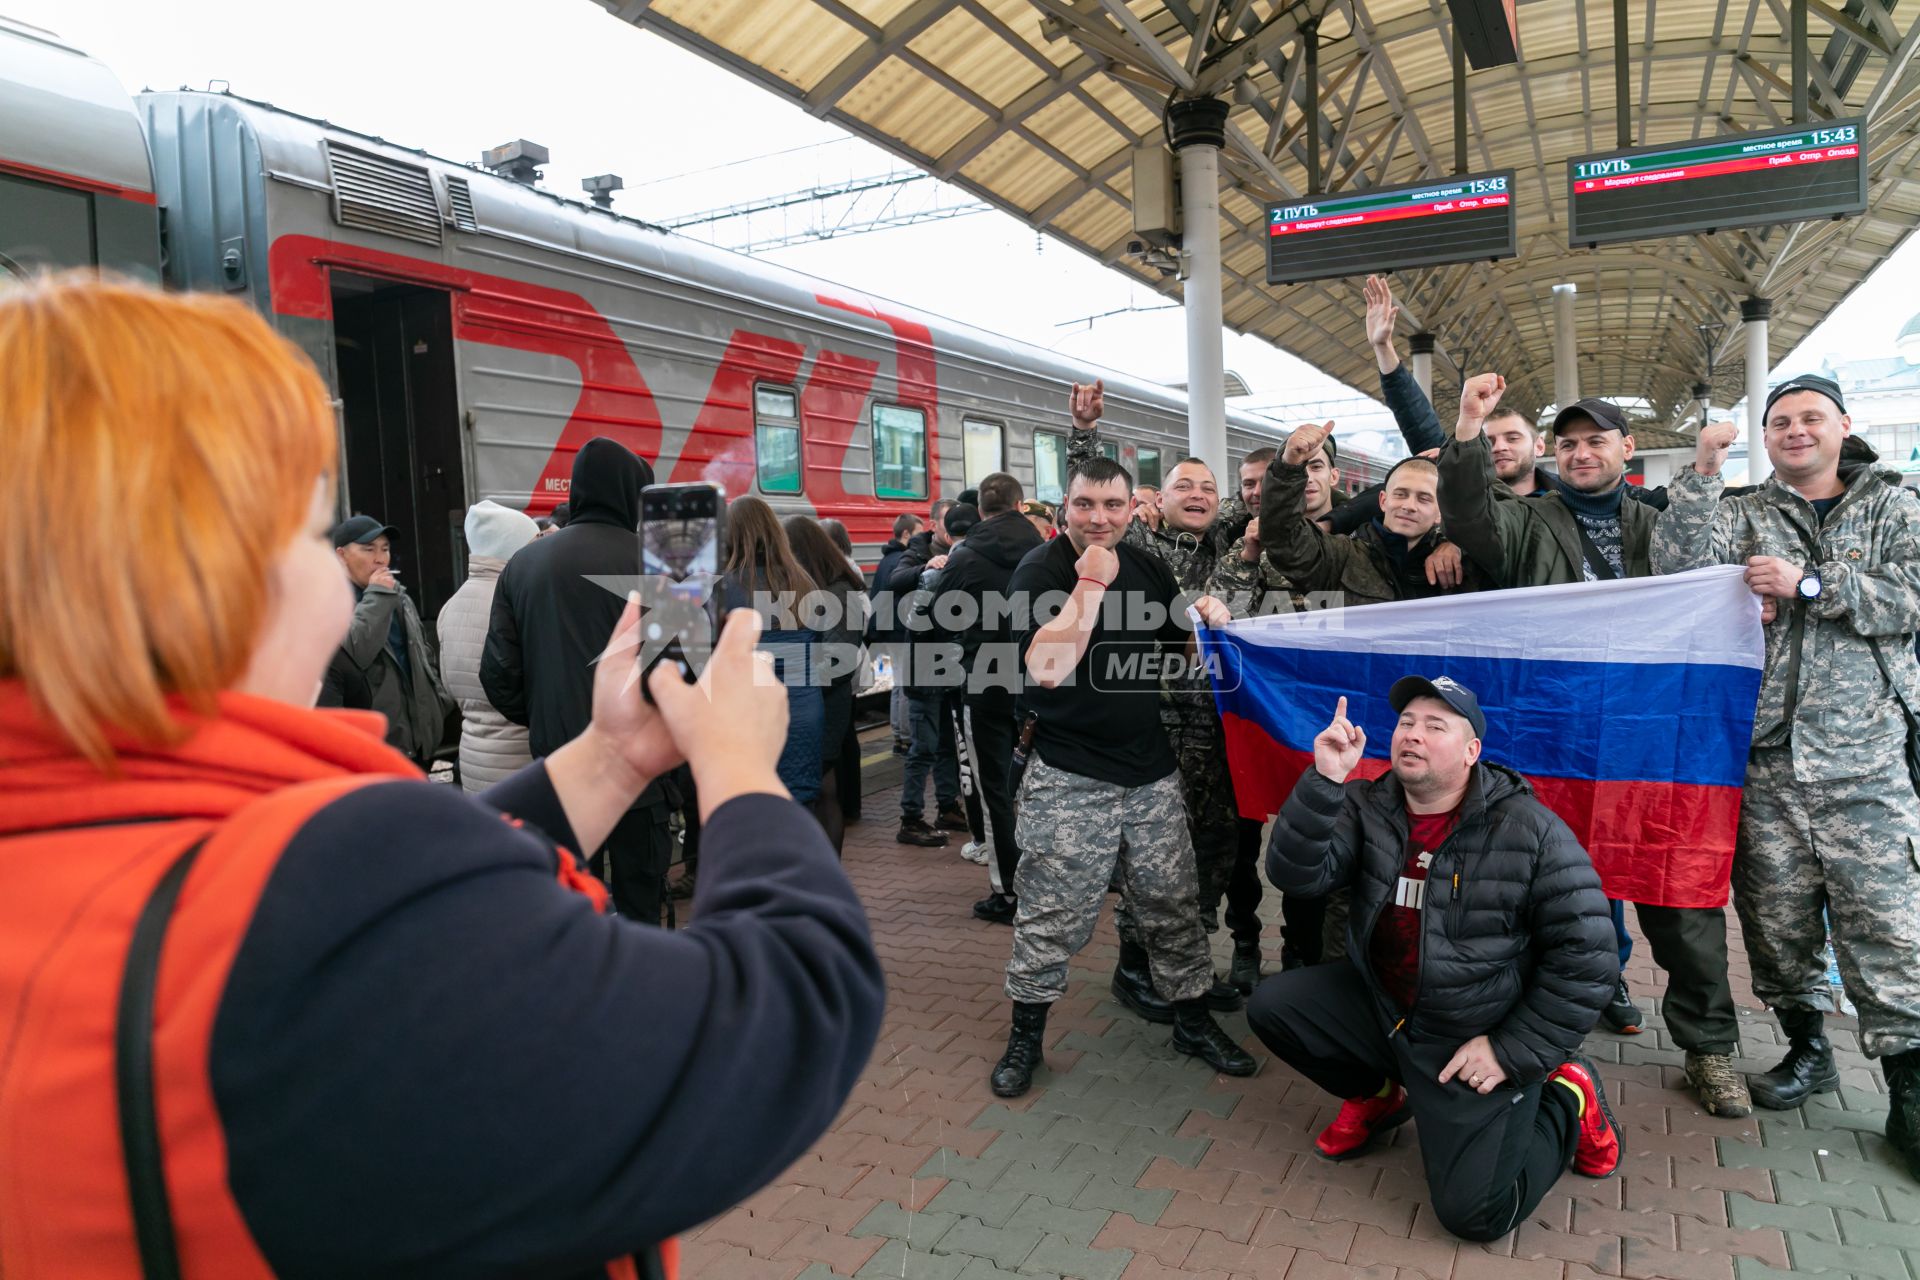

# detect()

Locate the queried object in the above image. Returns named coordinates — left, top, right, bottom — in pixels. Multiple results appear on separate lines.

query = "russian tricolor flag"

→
left=1202, top=566, right=1764, bottom=908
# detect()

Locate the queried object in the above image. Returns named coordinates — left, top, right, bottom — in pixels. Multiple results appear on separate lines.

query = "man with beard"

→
left=1249, top=679, right=1619, bottom=1240
left=1067, top=382, right=1251, bottom=1016
left=989, top=456, right=1253, bottom=1097
left=1438, top=374, right=1751, bottom=1119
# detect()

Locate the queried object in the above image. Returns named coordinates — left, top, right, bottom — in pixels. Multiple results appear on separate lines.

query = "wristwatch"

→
left=1797, top=568, right=1824, bottom=601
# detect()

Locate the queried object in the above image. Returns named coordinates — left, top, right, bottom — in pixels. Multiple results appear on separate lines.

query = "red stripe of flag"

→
left=1222, top=713, right=1740, bottom=908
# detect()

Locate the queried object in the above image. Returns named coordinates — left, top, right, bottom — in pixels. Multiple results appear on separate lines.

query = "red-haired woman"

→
left=0, top=277, right=883, bottom=1279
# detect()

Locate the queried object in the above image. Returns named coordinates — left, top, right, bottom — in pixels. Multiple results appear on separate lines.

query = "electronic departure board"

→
left=1567, top=119, right=1867, bottom=248
left=1265, top=170, right=1517, bottom=285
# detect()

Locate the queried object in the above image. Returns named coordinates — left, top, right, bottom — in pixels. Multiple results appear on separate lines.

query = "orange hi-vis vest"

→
left=0, top=682, right=676, bottom=1280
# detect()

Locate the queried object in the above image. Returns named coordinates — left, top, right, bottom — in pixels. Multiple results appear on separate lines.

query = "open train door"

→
left=331, top=273, right=466, bottom=624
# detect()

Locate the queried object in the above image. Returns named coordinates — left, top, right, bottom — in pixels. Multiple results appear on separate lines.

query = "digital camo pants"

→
left=1735, top=744, right=1920, bottom=1058
left=1006, top=757, right=1213, bottom=1005
left=1114, top=719, right=1246, bottom=950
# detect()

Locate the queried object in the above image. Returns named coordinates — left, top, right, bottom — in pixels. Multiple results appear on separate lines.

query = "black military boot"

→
left=1109, top=940, right=1174, bottom=1024
left=1171, top=999, right=1257, bottom=1076
left=1750, top=1008, right=1841, bottom=1110
left=1885, top=1048, right=1920, bottom=1179
left=1228, top=938, right=1263, bottom=996
left=990, top=1001, right=1049, bottom=1098
left=1205, top=976, right=1244, bottom=1012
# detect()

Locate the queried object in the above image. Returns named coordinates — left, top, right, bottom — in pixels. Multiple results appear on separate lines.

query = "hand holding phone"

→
left=638, top=482, right=726, bottom=703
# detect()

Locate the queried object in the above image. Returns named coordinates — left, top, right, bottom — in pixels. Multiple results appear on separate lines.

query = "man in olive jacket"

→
left=331, top=515, right=451, bottom=766
left=1436, top=373, right=1751, bottom=1120
left=1248, top=677, right=1619, bottom=1242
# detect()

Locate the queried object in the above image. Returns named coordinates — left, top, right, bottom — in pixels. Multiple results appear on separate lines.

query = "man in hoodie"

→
left=1438, top=375, right=1750, bottom=1119
left=330, top=515, right=452, bottom=766
left=482, top=437, right=671, bottom=923
left=924, top=472, right=1044, bottom=923
left=438, top=500, right=540, bottom=792
left=1653, top=379, right=1920, bottom=1175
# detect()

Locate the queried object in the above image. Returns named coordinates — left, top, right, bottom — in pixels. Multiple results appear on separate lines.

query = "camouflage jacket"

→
left=1651, top=461, right=1920, bottom=783
left=1207, top=532, right=1310, bottom=619
left=1069, top=422, right=1226, bottom=737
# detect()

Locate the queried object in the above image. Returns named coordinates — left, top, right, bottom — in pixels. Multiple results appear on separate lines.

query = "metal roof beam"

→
left=805, top=0, right=955, bottom=115
left=1094, top=0, right=1199, bottom=91
left=1806, top=0, right=1893, bottom=55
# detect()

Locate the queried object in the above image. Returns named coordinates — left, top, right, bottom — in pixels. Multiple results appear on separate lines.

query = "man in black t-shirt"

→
left=988, top=457, right=1257, bottom=1098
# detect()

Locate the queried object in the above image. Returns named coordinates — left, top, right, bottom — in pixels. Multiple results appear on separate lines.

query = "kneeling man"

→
left=1248, top=677, right=1621, bottom=1241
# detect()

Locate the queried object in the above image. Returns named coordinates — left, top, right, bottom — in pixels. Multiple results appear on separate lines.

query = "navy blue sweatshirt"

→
left=209, top=770, right=885, bottom=1279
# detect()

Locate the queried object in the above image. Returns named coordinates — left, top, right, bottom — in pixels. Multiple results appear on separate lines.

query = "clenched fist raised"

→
left=1075, top=541, right=1119, bottom=587
left=1694, top=421, right=1739, bottom=477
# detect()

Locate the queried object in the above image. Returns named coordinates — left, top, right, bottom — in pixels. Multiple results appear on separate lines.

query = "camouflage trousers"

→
left=1735, top=745, right=1920, bottom=1057
left=1113, top=718, right=1240, bottom=949
left=1006, top=756, right=1213, bottom=1005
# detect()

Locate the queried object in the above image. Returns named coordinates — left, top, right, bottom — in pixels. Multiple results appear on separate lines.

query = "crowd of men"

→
left=870, top=274, right=1919, bottom=1209
left=316, top=273, right=1920, bottom=1234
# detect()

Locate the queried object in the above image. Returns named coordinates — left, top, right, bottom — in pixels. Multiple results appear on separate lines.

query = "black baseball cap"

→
left=1389, top=674, right=1487, bottom=739
left=1763, top=373, right=1846, bottom=420
left=330, top=514, right=397, bottom=548
left=1551, top=398, right=1630, bottom=437
left=944, top=502, right=981, bottom=539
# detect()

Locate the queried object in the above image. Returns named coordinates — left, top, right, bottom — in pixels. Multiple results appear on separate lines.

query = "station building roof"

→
left=602, top=0, right=1920, bottom=424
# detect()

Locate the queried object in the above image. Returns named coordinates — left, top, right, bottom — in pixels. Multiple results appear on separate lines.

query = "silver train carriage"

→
left=1, top=18, right=1387, bottom=623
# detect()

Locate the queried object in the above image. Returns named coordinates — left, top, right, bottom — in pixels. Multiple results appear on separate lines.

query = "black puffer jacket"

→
left=1267, top=762, right=1614, bottom=1085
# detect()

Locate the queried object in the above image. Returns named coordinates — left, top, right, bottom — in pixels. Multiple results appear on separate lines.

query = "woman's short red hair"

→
left=0, top=274, right=337, bottom=765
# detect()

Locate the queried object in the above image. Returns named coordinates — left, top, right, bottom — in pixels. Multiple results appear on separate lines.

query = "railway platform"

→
left=675, top=738, right=1919, bottom=1280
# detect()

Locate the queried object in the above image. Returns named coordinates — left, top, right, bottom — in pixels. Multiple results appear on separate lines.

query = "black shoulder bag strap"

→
left=117, top=835, right=209, bottom=1280
left=1568, top=515, right=1619, bottom=582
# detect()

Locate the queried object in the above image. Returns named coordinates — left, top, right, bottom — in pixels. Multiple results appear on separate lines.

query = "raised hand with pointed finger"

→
left=1312, top=695, right=1367, bottom=783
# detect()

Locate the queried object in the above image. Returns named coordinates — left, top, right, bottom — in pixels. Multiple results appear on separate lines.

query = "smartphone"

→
left=638, top=481, right=726, bottom=701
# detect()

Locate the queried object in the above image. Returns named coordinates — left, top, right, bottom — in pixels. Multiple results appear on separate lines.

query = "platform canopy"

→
left=600, top=0, right=1920, bottom=421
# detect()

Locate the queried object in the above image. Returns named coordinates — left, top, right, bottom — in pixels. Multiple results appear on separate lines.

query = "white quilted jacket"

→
left=437, top=557, right=533, bottom=791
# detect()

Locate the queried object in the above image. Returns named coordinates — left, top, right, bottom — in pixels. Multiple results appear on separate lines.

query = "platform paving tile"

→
left=679, top=776, right=1920, bottom=1279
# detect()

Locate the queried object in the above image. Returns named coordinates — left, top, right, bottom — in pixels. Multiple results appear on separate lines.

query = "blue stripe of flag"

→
left=1206, top=631, right=1761, bottom=790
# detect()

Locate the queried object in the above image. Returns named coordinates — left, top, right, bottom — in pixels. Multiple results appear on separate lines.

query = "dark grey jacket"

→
left=338, top=582, right=451, bottom=764
left=1267, top=762, right=1614, bottom=1085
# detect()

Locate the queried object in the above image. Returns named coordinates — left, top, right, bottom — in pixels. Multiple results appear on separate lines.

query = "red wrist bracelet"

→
left=1076, top=576, right=1108, bottom=589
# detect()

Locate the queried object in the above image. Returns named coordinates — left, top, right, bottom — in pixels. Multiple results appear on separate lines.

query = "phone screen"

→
left=639, top=482, right=725, bottom=693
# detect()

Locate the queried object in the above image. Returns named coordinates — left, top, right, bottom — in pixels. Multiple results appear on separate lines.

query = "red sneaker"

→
left=1314, top=1083, right=1410, bottom=1161
left=1549, top=1056, right=1621, bottom=1177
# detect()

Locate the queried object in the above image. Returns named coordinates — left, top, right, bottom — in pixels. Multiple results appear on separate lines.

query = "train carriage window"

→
left=872, top=403, right=928, bottom=500
left=755, top=384, right=802, bottom=494
left=1136, top=448, right=1162, bottom=488
left=1097, top=441, right=1119, bottom=462
left=1033, top=431, right=1067, bottom=504
left=963, top=419, right=1004, bottom=487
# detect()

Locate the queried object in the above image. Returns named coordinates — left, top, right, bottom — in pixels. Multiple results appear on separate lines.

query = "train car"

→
left=0, top=16, right=160, bottom=281
left=4, top=17, right=1387, bottom=626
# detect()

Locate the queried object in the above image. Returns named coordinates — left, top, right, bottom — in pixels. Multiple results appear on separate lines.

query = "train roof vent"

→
left=324, top=141, right=442, bottom=246
left=445, top=176, right=478, bottom=232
